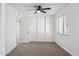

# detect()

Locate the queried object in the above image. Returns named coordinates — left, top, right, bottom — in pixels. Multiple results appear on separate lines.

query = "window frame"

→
left=56, top=13, right=69, bottom=35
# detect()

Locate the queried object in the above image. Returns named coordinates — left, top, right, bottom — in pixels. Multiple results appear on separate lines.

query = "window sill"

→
left=56, top=33, right=69, bottom=36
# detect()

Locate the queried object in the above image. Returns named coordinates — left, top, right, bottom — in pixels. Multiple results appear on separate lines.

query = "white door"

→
left=20, top=16, right=31, bottom=43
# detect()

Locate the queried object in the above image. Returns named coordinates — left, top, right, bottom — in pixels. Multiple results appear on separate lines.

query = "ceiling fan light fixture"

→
left=37, top=10, right=40, bottom=13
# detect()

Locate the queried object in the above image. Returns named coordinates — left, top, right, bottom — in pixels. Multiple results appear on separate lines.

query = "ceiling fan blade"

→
left=41, top=8, right=51, bottom=10
left=26, top=9, right=36, bottom=11
left=41, top=10, right=46, bottom=13
left=34, top=11, right=37, bottom=14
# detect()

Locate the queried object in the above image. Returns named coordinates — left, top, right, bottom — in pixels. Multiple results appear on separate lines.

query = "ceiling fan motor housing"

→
left=37, top=5, right=41, bottom=10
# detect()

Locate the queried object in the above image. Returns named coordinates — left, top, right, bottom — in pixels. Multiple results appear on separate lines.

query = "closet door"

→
left=38, top=16, right=45, bottom=41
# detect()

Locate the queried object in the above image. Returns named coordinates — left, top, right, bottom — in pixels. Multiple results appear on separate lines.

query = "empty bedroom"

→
left=0, top=3, right=79, bottom=56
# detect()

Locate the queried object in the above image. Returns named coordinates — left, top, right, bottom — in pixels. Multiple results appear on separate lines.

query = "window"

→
left=58, top=17, right=64, bottom=34
left=57, top=13, right=69, bottom=35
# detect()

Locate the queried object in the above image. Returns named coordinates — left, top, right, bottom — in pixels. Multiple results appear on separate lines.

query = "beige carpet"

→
left=6, top=42, right=71, bottom=56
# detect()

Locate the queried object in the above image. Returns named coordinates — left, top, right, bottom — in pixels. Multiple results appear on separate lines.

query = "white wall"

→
left=0, top=3, right=18, bottom=55
left=46, top=15, right=55, bottom=42
left=55, top=4, right=79, bottom=56
left=0, top=3, right=6, bottom=56
left=16, top=21, right=20, bottom=44
left=5, top=4, right=18, bottom=54
left=19, top=15, right=54, bottom=43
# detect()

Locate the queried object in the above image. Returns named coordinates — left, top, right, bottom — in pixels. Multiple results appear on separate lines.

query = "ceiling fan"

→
left=26, top=5, right=51, bottom=14
left=34, top=5, right=51, bottom=14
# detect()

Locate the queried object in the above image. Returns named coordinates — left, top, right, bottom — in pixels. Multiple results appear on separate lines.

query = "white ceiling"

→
left=8, top=3, right=68, bottom=15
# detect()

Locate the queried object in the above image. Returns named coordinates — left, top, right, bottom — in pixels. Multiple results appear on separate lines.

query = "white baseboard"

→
left=6, top=44, right=16, bottom=55
left=55, top=41, right=72, bottom=55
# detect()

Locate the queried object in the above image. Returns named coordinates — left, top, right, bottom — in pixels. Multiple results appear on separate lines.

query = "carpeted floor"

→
left=6, top=42, right=71, bottom=56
